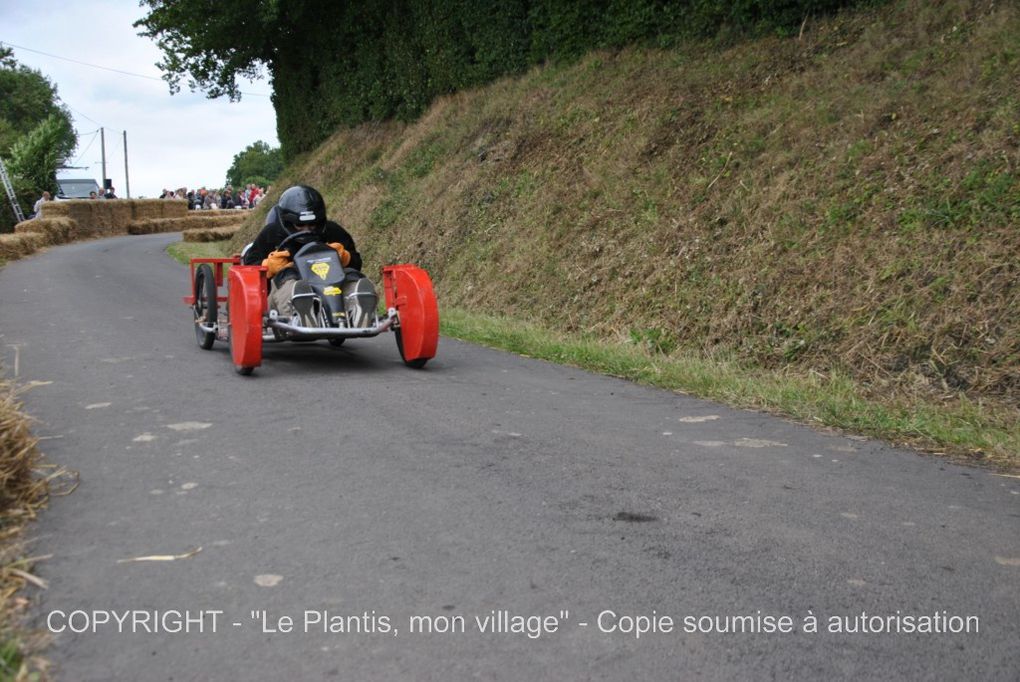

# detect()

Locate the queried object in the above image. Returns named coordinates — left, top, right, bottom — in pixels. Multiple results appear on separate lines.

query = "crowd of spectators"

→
left=159, top=184, right=270, bottom=211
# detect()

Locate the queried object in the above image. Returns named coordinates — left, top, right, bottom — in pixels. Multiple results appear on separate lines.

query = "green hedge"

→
left=275, top=0, right=874, bottom=158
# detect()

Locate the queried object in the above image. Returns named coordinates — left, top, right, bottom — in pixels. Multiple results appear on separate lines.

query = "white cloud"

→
left=0, top=0, right=280, bottom=197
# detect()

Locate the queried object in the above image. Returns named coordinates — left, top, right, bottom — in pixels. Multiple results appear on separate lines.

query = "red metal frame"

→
left=181, top=256, right=240, bottom=305
left=383, top=264, right=439, bottom=362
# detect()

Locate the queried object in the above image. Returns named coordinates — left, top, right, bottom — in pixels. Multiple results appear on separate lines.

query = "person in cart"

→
left=242, top=185, right=364, bottom=326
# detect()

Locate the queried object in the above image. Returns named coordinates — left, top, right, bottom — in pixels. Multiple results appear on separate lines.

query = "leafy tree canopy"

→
left=0, top=46, right=77, bottom=157
left=8, top=113, right=76, bottom=194
left=225, top=140, right=283, bottom=188
left=134, top=0, right=281, bottom=101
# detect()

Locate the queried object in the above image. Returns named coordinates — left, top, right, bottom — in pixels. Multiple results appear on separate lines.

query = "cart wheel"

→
left=193, top=264, right=217, bottom=349
left=395, top=329, right=428, bottom=369
left=328, top=338, right=346, bottom=347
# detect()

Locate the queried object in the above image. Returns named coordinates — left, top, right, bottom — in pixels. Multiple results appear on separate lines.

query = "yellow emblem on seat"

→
left=311, top=262, right=330, bottom=279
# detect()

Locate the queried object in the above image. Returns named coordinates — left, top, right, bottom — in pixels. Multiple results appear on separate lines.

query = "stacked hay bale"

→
left=131, top=211, right=248, bottom=239
left=13, top=217, right=77, bottom=244
left=0, top=200, right=245, bottom=262
left=183, top=224, right=246, bottom=242
left=0, top=231, right=48, bottom=261
left=38, top=199, right=187, bottom=239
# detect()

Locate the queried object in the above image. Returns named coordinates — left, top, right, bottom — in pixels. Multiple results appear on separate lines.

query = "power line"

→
left=72, top=129, right=100, bottom=166
left=66, top=105, right=104, bottom=128
left=0, top=40, right=271, bottom=97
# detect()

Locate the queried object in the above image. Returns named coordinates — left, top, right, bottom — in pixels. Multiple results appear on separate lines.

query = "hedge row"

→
left=275, top=0, right=873, bottom=157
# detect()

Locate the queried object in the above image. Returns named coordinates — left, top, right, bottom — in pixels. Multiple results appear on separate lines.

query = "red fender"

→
left=383, top=264, right=439, bottom=362
left=228, top=266, right=266, bottom=373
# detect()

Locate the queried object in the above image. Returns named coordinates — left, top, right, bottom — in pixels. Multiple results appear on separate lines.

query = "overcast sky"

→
left=0, top=0, right=279, bottom=198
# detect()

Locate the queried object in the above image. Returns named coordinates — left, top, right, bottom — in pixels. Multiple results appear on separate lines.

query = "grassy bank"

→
left=171, top=240, right=1018, bottom=470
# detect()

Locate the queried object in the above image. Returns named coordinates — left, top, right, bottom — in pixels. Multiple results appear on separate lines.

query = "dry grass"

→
left=234, top=0, right=1019, bottom=428
left=0, top=379, right=68, bottom=679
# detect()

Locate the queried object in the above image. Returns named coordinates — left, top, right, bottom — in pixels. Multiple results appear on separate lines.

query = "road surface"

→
left=0, top=234, right=1017, bottom=680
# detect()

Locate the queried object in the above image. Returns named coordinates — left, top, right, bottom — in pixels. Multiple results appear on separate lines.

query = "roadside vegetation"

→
left=222, top=0, right=1017, bottom=468
left=0, top=380, right=57, bottom=680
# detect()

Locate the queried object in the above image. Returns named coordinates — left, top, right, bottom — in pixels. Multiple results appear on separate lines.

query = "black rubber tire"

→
left=235, top=365, right=255, bottom=376
left=395, top=329, right=428, bottom=369
left=193, top=264, right=217, bottom=349
left=328, top=338, right=346, bottom=347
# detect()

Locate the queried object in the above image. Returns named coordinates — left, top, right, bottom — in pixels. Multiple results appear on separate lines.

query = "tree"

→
left=0, top=48, right=77, bottom=230
left=225, top=140, right=283, bottom=187
left=133, top=1, right=279, bottom=101
left=0, top=47, right=76, bottom=157
left=8, top=114, right=77, bottom=194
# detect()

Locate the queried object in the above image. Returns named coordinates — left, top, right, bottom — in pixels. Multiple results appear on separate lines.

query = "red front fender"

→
left=383, top=264, right=439, bottom=362
left=228, top=266, right=266, bottom=373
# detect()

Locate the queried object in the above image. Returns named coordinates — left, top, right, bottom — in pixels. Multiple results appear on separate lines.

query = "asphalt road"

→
left=0, top=234, right=1017, bottom=681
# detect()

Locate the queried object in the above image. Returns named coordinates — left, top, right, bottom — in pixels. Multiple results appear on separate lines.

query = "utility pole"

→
left=100, top=127, right=107, bottom=194
left=123, top=130, right=130, bottom=198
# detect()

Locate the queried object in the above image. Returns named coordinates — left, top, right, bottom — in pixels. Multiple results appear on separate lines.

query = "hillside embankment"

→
left=236, top=0, right=1018, bottom=415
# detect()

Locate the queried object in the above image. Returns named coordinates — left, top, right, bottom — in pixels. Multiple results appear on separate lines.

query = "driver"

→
left=242, top=185, right=363, bottom=325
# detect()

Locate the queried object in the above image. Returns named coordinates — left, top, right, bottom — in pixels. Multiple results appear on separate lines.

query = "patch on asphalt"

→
left=167, top=422, right=213, bottom=431
left=613, top=511, right=658, bottom=523
left=733, top=438, right=788, bottom=448
left=693, top=439, right=788, bottom=448
left=677, top=415, right=720, bottom=423
left=255, top=574, right=284, bottom=587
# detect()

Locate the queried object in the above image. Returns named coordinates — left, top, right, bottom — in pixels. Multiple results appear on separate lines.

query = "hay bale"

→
left=131, top=199, right=188, bottom=221
left=39, top=200, right=134, bottom=237
left=14, top=217, right=77, bottom=245
left=0, top=232, right=48, bottom=261
left=183, top=225, right=243, bottom=242
left=129, top=212, right=247, bottom=235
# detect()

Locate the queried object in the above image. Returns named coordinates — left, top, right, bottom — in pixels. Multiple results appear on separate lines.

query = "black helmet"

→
left=277, top=185, right=326, bottom=231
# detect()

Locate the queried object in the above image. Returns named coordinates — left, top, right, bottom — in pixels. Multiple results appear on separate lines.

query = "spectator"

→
left=104, top=186, right=117, bottom=199
left=32, top=191, right=52, bottom=218
left=89, top=190, right=98, bottom=200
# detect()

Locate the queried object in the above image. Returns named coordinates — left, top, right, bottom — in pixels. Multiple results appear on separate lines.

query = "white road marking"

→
left=678, top=415, right=720, bottom=423
left=133, top=433, right=156, bottom=442
left=85, top=402, right=112, bottom=409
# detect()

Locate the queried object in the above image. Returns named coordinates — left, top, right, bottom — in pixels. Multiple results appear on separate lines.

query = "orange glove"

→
left=327, top=242, right=352, bottom=267
left=262, top=249, right=293, bottom=278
